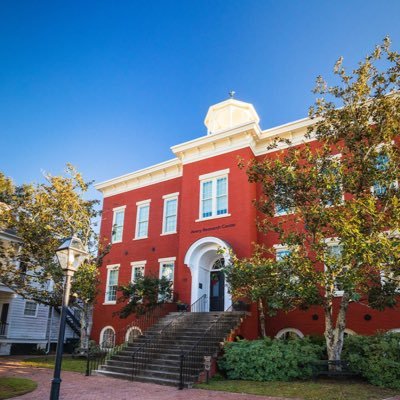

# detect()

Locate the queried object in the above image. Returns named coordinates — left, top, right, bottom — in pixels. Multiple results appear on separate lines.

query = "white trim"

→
left=160, top=231, right=177, bottom=236
left=99, top=325, right=115, bottom=347
left=125, top=326, right=143, bottom=342
left=130, top=260, right=147, bottom=267
left=111, top=208, right=125, bottom=244
left=275, top=328, right=304, bottom=339
left=162, top=194, right=178, bottom=235
left=131, top=261, right=146, bottom=283
left=199, top=172, right=229, bottom=220
left=136, top=199, right=151, bottom=206
left=104, top=265, right=119, bottom=304
left=344, top=328, right=356, bottom=336
left=195, top=213, right=231, bottom=222
left=162, top=192, right=180, bottom=199
left=324, top=239, right=345, bottom=297
left=388, top=328, right=400, bottom=333
left=23, top=300, right=38, bottom=318
left=199, top=169, right=230, bottom=181
left=184, top=236, right=232, bottom=310
left=112, top=205, right=126, bottom=211
left=135, top=202, right=150, bottom=239
left=158, top=256, right=176, bottom=263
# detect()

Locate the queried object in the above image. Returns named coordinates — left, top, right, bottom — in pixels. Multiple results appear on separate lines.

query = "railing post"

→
left=85, top=347, right=90, bottom=376
left=179, top=353, right=184, bottom=390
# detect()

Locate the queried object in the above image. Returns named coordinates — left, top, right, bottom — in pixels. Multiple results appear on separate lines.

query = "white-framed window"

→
left=325, top=239, right=345, bottom=296
left=371, top=146, right=398, bottom=197
left=24, top=300, right=38, bottom=317
left=126, top=326, right=143, bottom=343
left=105, top=265, right=119, bottom=304
left=198, top=169, right=229, bottom=220
left=159, top=257, right=175, bottom=300
left=275, top=182, right=295, bottom=216
left=135, top=200, right=151, bottom=239
left=318, top=154, right=343, bottom=207
left=275, top=245, right=292, bottom=261
left=162, top=193, right=179, bottom=235
left=111, top=206, right=126, bottom=243
left=131, top=260, right=146, bottom=282
left=100, top=326, right=115, bottom=348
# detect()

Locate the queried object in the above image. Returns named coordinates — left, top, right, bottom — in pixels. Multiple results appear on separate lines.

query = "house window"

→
left=100, top=326, right=115, bottom=348
left=159, top=257, right=175, bottom=300
left=199, top=169, right=229, bottom=220
left=135, top=200, right=151, bottom=239
left=318, top=155, right=343, bottom=207
left=162, top=193, right=179, bottom=234
left=275, top=182, right=294, bottom=216
left=275, top=328, right=304, bottom=340
left=276, top=247, right=291, bottom=261
left=325, top=241, right=345, bottom=296
left=111, top=206, right=126, bottom=243
left=24, top=301, right=38, bottom=317
left=105, top=265, right=119, bottom=303
left=371, top=151, right=398, bottom=197
left=131, top=261, right=146, bottom=283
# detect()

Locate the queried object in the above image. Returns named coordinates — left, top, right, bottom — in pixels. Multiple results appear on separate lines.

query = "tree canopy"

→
left=228, top=37, right=400, bottom=360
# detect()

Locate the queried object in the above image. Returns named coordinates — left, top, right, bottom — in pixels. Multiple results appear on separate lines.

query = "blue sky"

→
left=1, top=0, right=400, bottom=201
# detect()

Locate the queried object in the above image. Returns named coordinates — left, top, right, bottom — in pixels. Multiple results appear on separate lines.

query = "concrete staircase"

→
left=94, top=311, right=245, bottom=387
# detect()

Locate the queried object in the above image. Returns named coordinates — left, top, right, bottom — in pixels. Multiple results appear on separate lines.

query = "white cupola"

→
left=204, top=97, right=260, bottom=135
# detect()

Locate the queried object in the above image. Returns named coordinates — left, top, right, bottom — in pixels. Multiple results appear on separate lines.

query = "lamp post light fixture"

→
left=50, top=236, right=88, bottom=400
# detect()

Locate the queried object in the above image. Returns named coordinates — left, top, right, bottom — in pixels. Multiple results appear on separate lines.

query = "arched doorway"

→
left=184, top=236, right=231, bottom=311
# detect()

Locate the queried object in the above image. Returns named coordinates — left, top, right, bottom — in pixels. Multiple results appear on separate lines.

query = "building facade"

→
left=92, top=98, right=400, bottom=343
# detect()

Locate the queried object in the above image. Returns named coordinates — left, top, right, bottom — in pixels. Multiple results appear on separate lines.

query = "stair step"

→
left=94, top=310, right=247, bottom=387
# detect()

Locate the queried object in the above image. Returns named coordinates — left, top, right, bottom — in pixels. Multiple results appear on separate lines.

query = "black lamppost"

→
left=50, top=236, right=88, bottom=400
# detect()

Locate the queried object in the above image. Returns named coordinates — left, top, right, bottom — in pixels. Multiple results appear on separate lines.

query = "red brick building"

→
left=92, top=98, right=400, bottom=344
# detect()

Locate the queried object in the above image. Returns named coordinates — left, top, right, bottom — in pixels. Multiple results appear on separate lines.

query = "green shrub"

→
left=342, top=332, right=400, bottom=390
left=218, top=337, right=324, bottom=381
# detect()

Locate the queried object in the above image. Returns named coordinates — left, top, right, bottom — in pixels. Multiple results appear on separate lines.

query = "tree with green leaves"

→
left=0, top=165, right=106, bottom=349
left=230, top=37, right=400, bottom=361
left=117, top=275, right=173, bottom=319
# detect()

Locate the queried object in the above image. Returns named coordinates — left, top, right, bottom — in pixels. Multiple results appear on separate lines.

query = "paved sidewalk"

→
left=0, top=358, right=292, bottom=400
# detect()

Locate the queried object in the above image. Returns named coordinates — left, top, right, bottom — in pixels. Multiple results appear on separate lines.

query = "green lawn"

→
left=21, top=355, right=87, bottom=373
left=0, top=377, right=37, bottom=400
left=195, top=376, right=400, bottom=400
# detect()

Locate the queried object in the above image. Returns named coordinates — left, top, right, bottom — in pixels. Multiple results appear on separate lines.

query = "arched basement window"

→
left=100, top=326, right=115, bottom=348
left=126, top=326, right=142, bottom=343
left=275, top=328, right=304, bottom=340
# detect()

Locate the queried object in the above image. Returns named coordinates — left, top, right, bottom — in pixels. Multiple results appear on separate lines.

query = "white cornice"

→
left=95, top=158, right=182, bottom=198
left=95, top=115, right=318, bottom=198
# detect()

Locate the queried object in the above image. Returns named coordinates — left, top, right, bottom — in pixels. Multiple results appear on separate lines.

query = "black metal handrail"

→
left=178, top=305, right=236, bottom=389
left=131, top=294, right=207, bottom=380
left=85, top=302, right=172, bottom=376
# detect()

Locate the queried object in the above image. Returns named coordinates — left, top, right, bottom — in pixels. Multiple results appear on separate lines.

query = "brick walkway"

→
left=0, top=358, right=291, bottom=400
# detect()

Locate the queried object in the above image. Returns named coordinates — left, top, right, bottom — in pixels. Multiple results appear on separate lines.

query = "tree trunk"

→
left=258, top=298, right=266, bottom=338
left=324, top=292, right=350, bottom=366
left=79, top=303, right=93, bottom=350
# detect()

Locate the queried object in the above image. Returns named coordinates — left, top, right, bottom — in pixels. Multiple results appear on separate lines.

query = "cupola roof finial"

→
left=228, top=90, right=236, bottom=99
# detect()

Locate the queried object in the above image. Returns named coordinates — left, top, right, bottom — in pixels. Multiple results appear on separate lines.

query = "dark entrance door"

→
left=209, top=270, right=225, bottom=311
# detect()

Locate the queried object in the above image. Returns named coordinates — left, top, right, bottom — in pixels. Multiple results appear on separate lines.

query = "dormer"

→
left=204, top=98, right=260, bottom=135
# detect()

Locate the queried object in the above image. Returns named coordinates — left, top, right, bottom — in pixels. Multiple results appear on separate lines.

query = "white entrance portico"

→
left=184, top=236, right=232, bottom=311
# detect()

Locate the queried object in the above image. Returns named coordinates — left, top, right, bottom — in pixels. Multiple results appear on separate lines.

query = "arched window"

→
left=100, top=326, right=115, bottom=348
left=344, top=328, right=356, bottom=337
left=275, top=328, right=304, bottom=340
left=212, top=258, right=225, bottom=270
left=126, top=326, right=142, bottom=343
left=387, top=328, right=400, bottom=334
